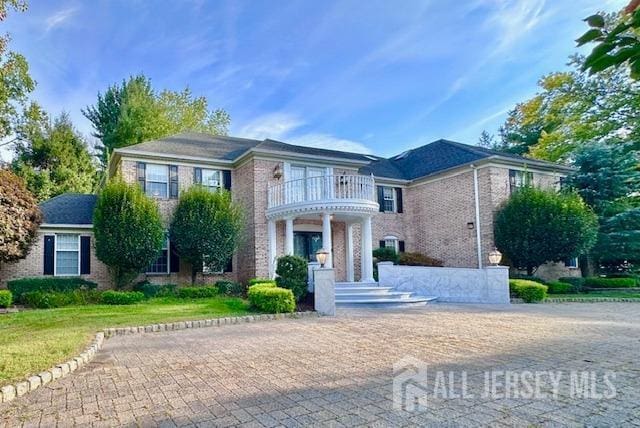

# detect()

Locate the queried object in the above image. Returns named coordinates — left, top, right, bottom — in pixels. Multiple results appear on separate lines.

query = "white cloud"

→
left=45, top=7, right=78, bottom=32
left=236, top=112, right=371, bottom=154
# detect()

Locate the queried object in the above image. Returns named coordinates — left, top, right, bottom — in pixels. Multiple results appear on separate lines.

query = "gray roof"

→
left=40, top=193, right=96, bottom=225
left=118, top=133, right=566, bottom=181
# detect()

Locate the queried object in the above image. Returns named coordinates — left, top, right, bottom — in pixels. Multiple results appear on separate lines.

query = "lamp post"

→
left=316, top=248, right=329, bottom=268
left=488, top=249, right=503, bottom=266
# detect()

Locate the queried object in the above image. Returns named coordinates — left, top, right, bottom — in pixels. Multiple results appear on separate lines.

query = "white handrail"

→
left=267, top=175, right=376, bottom=209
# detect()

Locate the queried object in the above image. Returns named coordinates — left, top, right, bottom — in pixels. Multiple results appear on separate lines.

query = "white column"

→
left=285, top=217, right=294, bottom=255
left=322, top=212, right=333, bottom=268
left=360, top=215, right=374, bottom=282
left=346, top=223, right=354, bottom=282
left=268, top=220, right=277, bottom=279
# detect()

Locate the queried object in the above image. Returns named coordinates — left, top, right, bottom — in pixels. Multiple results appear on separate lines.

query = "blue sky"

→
left=3, top=0, right=626, bottom=159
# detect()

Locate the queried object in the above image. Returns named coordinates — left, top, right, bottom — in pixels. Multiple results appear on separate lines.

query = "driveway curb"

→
left=0, top=311, right=318, bottom=404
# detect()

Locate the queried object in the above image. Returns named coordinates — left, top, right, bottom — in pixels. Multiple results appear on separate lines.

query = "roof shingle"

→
left=40, top=194, right=96, bottom=225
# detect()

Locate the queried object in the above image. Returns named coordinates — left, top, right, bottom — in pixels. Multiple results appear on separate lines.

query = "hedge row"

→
left=509, top=279, right=548, bottom=303
left=247, top=283, right=295, bottom=313
left=7, top=277, right=97, bottom=303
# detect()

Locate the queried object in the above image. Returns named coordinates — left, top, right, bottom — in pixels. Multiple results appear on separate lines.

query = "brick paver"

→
left=1, top=303, right=640, bottom=427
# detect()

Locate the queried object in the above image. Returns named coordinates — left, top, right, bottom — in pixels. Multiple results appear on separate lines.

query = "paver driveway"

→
left=1, top=303, right=639, bottom=427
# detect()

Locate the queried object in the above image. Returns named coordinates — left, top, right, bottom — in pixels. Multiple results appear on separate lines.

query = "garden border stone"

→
left=0, top=311, right=318, bottom=404
left=511, top=297, right=640, bottom=304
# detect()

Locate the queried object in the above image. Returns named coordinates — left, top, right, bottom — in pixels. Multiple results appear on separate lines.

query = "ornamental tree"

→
left=93, top=179, right=164, bottom=288
left=0, top=168, right=41, bottom=266
left=169, top=186, right=244, bottom=284
left=494, top=187, right=598, bottom=275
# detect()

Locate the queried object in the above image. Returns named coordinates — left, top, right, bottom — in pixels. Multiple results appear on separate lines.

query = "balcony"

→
left=266, top=175, right=379, bottom=219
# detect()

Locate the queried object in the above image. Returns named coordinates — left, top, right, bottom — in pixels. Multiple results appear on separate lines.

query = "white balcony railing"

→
left=267, top=175, right=376, bottom=210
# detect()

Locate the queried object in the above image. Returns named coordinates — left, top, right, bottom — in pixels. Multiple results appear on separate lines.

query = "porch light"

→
left=316, top=248, right=329, bottom=268
left=488, top=249, right=502, bottom=266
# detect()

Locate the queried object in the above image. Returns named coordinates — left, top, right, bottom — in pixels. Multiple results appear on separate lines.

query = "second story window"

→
left=377, top=186, right=403, bottom=213
left=509, top=170, right=533, bottom=193
left=146, top=164, right=169, bottom=198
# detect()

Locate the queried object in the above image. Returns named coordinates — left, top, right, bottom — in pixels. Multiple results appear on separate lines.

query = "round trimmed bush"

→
left=248, top=278, right=276, bottom=286
left=101, top=291, right=145, bottom=305
left=275, top=255, right=308, bottom=302
left=0, top=290, right=12, bottom=308
left=248, top=285, right=295, bottom=313
left=509, top=279, right=548, bottom=303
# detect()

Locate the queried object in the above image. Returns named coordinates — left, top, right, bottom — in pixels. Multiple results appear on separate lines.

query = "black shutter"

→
left=225, top=256, right=233, bottom=273
left=137, top=162, right=146, bottom=192
left=169, top=240, right=180, bottom=273
left=169, top=165, right=179, bottom=198
left=509, top=169, right=516, bottom=192
left=379, top=240, right=385, bottom=248
left=377, top=186, right=384, bottom=212
left=80, top=236, right=91, bottom=274
left=194, top=167, right=202, bottom=185
left=395, top=188, right=403, bottom=213
left=399, top=240, right=405, bottom=253
left=43, top=235, right=55, bottom=275
left=223, top=170, right=231, bottom=191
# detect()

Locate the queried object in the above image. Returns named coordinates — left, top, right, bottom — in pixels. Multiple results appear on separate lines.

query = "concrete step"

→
left=336, top=296, right=438, bottom=307
left=335, top=291, right=414, bottom=300
left=335, top=287, right=395, bottom=294
left=335, top=281, right=379, bottom=287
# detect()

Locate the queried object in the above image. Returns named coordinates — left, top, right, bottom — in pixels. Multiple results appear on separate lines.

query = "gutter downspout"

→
left=471, top=165, right=483, bottom=269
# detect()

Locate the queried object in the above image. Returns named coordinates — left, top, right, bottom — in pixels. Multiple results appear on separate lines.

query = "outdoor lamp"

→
left=316, top=248, right=329, bottom=268
left=488, top=249, right=503, bottom=266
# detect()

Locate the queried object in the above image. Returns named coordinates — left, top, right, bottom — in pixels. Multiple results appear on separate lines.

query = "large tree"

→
left=169, top=186, right=243, bottom=284
left=11, top=104, right=97, bottom=201
left=93, top=179, right=164, bottom=288
left=0, top=168, right=41, bottom=267
left=494, top=187, right=598, bottom=275
left=0, top=0, right=35, bottom=139
left=83, top=75, right=230, bottom=168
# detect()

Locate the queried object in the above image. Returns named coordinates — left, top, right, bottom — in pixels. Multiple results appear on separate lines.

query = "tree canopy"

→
left=494, top=187, right=598, bottom=275
left=169, top=186, right=244, bottom=284
left=83, top=75, right=231, bottom=168
left=0, top=168, right=41, bottom=266
left=11, top=104, right=97, bottom=201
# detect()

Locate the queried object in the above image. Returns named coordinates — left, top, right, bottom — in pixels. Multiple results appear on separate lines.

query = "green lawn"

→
left=548, top=292, right=640, bottom=300
left=0, top=296, right=251, bottom=386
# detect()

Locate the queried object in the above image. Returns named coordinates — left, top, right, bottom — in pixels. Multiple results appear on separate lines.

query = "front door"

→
left=294, top=232, right=323, bottom=262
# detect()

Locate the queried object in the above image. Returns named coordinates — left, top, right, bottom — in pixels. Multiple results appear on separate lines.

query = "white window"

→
left=147, top=237, right=169, bottom=274
left=55, top=234, right=80, bottom=276
left=202, top=169, right=222, bottom=192
left=146, top=164, right=169, bottom=198
left=509, top=170, right=533, bottom=192
left=384, top=236, right=399, bottom=253
left=382, top=187, right=396, bottom=213
left=565, top=257, right=579, bottom=269
left=288, top=165, right=327, bottom=203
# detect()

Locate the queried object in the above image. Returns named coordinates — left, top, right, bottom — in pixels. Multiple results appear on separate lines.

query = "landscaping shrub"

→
left=8, top=277, right=97, bottom=303
left=248, top=278, right=276, bottom=286
left=398, top=252, right=443, bottom=267
left=133, top=281, right=177, bottom=298
left=510, top=274, right=548, bottom=284
left=509, top=279, right=548, bottom=303
left=101, top=290, right=145, bottom=305
left=275, top=255, right=308, bottom=302
left=0, top=290, right=12, bottom=308
left=248, top=285, right=295, bottom=313
left=215, top=280, right=244, bottom=296
left=547, top=281, right=575, bottom=294
left=23, top=290, right=103, bottom=309
left=372, top=247, right=399, bottom=264
left=559, top=277, right=585, bottom=290
left=177, top=286, right=219, bottom=299
left=583, top=277, right=636, bottom=288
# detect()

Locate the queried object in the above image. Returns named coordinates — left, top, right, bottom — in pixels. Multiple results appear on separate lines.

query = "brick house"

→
left=0, top=133, right=579, bottom=288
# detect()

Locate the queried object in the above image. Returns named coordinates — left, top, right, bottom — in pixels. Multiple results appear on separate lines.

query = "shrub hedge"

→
left=510, top=274, right=548, bottom=284
left=248, top=278, right=276, bottom=286
left=248, top=285, right=295, bottom=313
left=275, top=255, right=308, bottom=302
left=133, top=281, right=177, bottom=298
left=177, top=286, right=219, bottom=299
left=559, top=277, right=585, bottom=290
left=509, top=279, right=548, bottom=303
left=0, top=290, right=12, bottom=308
left=8, top=277, right=97, bottom=303
left=398, top=252, right=444, bottom=267
left=215, top=280, right=244, bottom=296
left=583, top=277, right=636, bottom=288
left=546, top=281, right=575, bottom=294
left=372, top=247, right=399, bottom=264
left=101, top=291, right=145, bottom=305
left=23, top=290, right=103, bottom=309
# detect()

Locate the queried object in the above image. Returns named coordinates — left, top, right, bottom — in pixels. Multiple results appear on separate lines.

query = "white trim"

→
left=145, top=163, right=170, bottom=199
left=41, top=224, right=92, bottom=229
left=54, top=233, right=81, bottom=277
